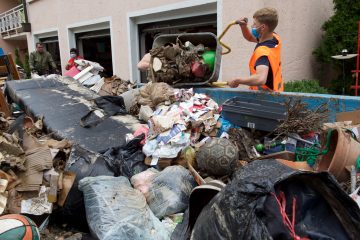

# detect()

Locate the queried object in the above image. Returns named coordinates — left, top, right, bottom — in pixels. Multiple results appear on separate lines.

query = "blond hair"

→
left=253, top=8, right=278, bottom=32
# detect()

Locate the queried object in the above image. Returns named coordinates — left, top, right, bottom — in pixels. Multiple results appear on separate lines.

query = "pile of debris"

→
left=1, top=76, right=360, bottom=239
left=64, top=59, right=134, bottom=97
left=0, top=115, right=73, bottom=230
left=148, top=40, right=215, bottom=85
left=125, top=82, right=220, bottom=169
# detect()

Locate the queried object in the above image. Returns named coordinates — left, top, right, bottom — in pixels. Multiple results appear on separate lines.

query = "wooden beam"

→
left=6, top=54, right=20, bottom=80
left=0, top=91, right=11, bottom=117
left=0, top=66, right=7, bottom=74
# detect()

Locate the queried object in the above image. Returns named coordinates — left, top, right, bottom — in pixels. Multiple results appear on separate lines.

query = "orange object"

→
left=249, top=33, right=283, bottom=91
left=64, top=66, right=80, bottom=78
left=65, top=56, right=83, bottom=70
left=276, top=159, right=313, bottom=171
left=0, top=91, right=11, bottom=117
left=0, top=214, right=40, bottom=239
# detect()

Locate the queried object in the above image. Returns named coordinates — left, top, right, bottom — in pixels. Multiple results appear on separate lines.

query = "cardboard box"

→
left=336, top=110, right=360, bottom=125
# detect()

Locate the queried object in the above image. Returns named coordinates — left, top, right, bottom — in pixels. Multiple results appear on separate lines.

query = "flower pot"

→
left=317, top=127, right=360, bottom=182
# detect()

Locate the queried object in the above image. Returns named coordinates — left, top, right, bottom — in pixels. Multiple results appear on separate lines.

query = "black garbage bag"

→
left=101, top=134, right=148, bottom=178
left=191, top=160, right=360, bottom=240
left=171, top=209, right=190, bottom=240
left=94, top=96, right=127, bottom=116
left=80, top=96, right=127, bottom=128
left=52, top=145, right=114, bottom=231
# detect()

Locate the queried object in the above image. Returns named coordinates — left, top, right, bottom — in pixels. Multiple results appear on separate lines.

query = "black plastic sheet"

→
left=101, top=134, right=148, bottom=178
left=189, top=160, right=360, bottom=240
left=80, top=96, right=128, bottom=128
left=5, top=79, right=131, bottom=152
left=52, top=145, right=114, bottom=231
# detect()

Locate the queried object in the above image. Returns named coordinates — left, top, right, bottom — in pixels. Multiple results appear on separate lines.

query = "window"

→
left=76, top=29, right=113, bottom=77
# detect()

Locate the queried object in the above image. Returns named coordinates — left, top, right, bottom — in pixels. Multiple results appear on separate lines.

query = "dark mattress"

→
left=5, top=78, right=131, bottom=152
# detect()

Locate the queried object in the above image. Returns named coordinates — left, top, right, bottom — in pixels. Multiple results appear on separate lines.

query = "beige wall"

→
left=0, top=0, right=28, bottom=58
left=25, top=0, right=334, bottom=82
left=221, top=0, right=333, bottom=83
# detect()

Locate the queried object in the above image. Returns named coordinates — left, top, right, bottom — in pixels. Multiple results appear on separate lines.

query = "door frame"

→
left=66, top=17, right=115, bottom=75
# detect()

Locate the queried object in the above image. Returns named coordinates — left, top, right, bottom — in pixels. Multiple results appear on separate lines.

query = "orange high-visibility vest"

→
left=249, top=33, right=283, bottom=91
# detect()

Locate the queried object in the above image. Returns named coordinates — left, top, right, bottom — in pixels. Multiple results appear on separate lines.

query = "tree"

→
left=313, top=0, right=360, bottom=94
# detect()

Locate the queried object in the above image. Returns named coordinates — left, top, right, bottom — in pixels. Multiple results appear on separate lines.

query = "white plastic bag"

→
left=79, top=176, right=170, bottom=240
left=131, top=168, right=159, bottom=199
left=146, top=166, right=197, bottom=218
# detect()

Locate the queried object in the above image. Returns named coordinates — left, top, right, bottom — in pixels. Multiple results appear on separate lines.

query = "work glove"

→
left=235, top=17, right=248, bottom=26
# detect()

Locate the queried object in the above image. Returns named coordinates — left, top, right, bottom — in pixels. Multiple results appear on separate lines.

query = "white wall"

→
left=25, top=0, right=334, bottom=82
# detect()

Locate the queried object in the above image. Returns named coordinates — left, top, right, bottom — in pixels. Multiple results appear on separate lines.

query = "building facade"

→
left=1, top=0, right=334, bottom=83
left=0, top=0, right=28, bottom=59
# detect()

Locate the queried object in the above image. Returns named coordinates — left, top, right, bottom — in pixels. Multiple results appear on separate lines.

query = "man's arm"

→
left=137, top=53, right=151, bottom=71
left=65, top=60, right=71, bottom=70
left=237, top=18, right=257, bottom=43
left=228, top=65, right=269, bottom=87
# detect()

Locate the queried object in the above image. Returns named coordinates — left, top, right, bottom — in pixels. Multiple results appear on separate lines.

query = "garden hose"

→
left=295, top=129, right=333, bottom=166
left=218, top=18, right=247, bottom=55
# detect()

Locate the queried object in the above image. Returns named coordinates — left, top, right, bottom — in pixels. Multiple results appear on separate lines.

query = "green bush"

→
left=313, top=0, right=360, bottom=95
left=14, top=48, right=24, bottom=69
left=24, top=53, right=31, bottom=79
left=14, top=47, right=31, bottom=79
left=284, top=80, right=329, bottom=94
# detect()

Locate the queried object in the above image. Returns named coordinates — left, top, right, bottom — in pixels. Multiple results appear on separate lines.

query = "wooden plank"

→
left=0, top=91, right=11, bottom=117
left=6, top=54, right=20, bottom=80
left=336, top=110, right=360, bottom=125
left=0, top=66, right=7, bottom=74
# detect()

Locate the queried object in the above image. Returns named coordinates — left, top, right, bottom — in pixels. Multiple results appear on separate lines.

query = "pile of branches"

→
left=274, top=99, right=329, bottom=136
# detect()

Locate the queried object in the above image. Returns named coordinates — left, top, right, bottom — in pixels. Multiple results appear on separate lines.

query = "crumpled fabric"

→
left=137, top=82, right=175, bottom=108
left=99, top=75, right=134, bottom=96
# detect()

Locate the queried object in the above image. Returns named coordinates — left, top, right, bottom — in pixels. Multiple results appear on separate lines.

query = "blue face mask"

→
left=251, top=27, right=261, bottom=39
